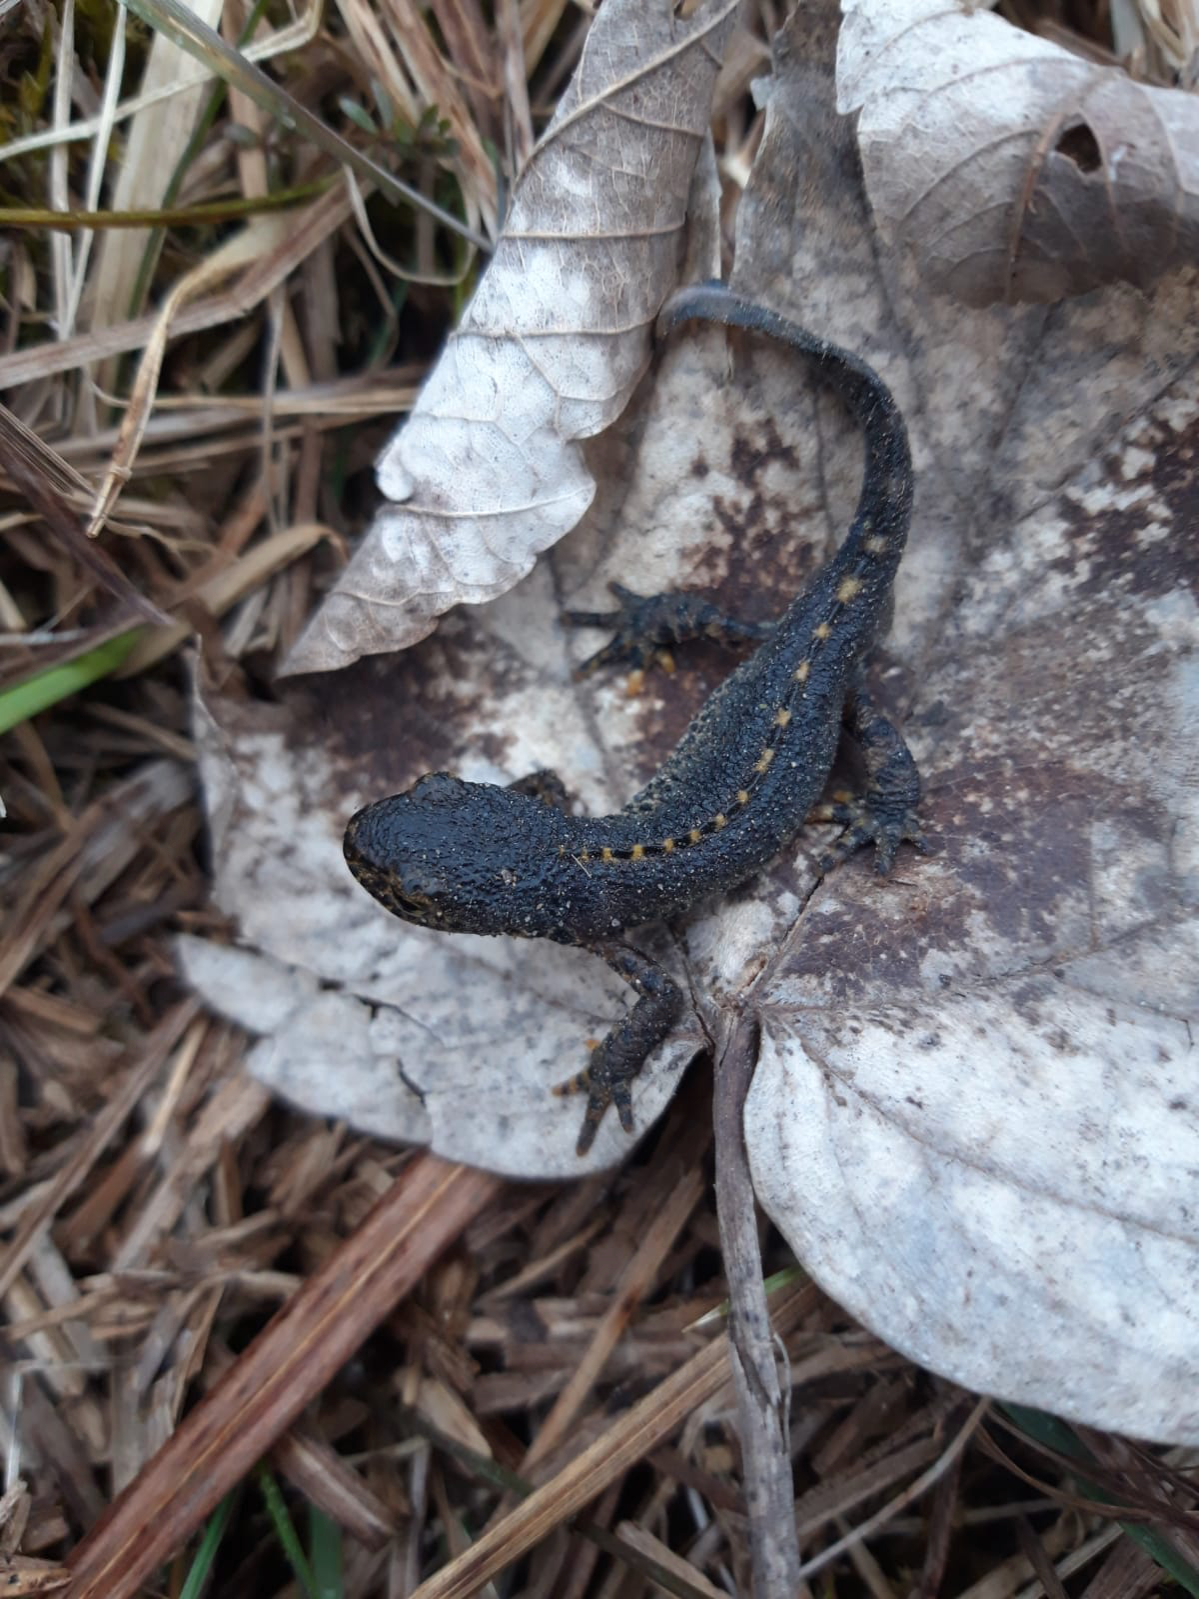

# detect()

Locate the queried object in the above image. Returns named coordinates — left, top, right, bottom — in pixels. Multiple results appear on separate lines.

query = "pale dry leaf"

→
left=181, top=0, right=1199, bottom=1441
left=839, top=0, right=1199, bottom=305
left=281, top=0, right=740, bottom=676
left=176, top=268, right=774, bottom=1183
left=697, top=4, right=1197, bottom=1443
left=181, top=7, right=735, bottom=1178
left=177, top=556, right=707, bottom=1177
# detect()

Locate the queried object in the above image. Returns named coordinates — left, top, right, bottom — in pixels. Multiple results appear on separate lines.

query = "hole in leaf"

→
left=1055, top=121, right=1102, bottom=173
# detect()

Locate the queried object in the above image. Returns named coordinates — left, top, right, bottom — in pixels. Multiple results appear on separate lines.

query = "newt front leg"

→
left=552, top=941, right=683, bottom=1155
left=566, top=582, right=774, bottom=677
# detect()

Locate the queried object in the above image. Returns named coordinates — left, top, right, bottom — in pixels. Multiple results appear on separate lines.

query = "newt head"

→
left=343, top=770, right=569, bottom=937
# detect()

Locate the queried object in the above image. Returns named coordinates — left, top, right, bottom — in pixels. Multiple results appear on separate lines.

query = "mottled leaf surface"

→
left=182, top=0, right=1199, bottom=1435
left=840, top=0, right=1199, bottom=306
left=725, top=7, right=1199, bottom=1443
left=178, top=0, right=734, bottom=1175
left=178, top=562, right=712, bottom=1177
left=283, top=0, right=739, bottom=675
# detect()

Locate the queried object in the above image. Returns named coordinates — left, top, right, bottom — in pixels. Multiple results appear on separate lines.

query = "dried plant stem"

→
left=520, top=1151, right=706, bottom=1471
left=796, top=1398, right=991, bottom=1584
left=409, top=1280, right=814, bottom=1599
left=0, top=1003, right=199, bottom=1301
left=64, top=1157, right=502, bottom=1599
left=0, top=186, right=355, bottom=389
left=713, top=1013, right=801, bottom=1599
left=123, top=0, right=489, bottom=251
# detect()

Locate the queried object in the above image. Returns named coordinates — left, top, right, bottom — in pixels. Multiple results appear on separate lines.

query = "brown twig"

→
left=408, top=1280, right=815, bottom=1599
left=64, top=1156, right=502, bottom=1599
left=713, top=1011, right=801, bottom=1598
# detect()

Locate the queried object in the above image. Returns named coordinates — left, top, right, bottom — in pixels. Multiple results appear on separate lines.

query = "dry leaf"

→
left=180, top=2, right=740, bottom=1179
left=183, top=0, right=1199, bottom=1440
left=714, top=5, right=1197, bottom=1444
left=177, top=564, right=707, bottom=1176
left=839, top=0, right=1199, bottom=306
left=282, top=0, right=740, bottom=675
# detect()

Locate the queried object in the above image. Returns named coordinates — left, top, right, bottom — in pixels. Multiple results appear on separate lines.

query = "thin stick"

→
left=713, top=1013, right=802, bottom=1598
left=409, top=1281, right=814, bottom=1599
left=65, top=1157, right=502, bottom=1599
left=796, top=1397, right=991, bottom=1584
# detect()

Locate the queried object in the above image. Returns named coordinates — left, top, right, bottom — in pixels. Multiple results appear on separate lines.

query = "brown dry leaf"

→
left=282, top=0, right=741, bottom=675
left=182, top=0, right=1199, bottom=1443
left=839, top=0, right=1199, bottom=305
left=0, top=1556, right=71, bottom=1595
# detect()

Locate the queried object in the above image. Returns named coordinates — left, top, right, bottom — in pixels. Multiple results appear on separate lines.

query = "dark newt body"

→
left=345, top=283, right=925, bottom=1155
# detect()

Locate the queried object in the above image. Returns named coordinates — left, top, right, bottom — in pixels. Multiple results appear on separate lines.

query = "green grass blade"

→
left=178, top=1492, right=236, bottom=1599
left=256, top=1464, right=320, bottom=1599
left=1002, top=1403, right=1199, bottom=1596
left=307, top=1505, right=344, bottom=1599
left=0, top=630, right=141, bottom=736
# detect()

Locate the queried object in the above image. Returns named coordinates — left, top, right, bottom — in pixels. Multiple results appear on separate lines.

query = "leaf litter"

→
left=283, top=0, right=743, bottom=672
left=5, top=0, right=1199, bottom=1591
left=734, top=0, right=1199, bottom=1446
left=184, top=0, right=1199, bottom=1447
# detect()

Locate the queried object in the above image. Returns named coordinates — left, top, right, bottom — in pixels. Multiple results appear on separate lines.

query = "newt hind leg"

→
left=810, top=682, right=929, bottom=875
left=553, top=941, right=683, bottom=1156
left=565, top=582, right=773, bottom=679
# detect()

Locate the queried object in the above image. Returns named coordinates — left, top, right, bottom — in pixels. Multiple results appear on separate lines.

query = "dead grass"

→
left=1, top=0, right=1197, bottom=1595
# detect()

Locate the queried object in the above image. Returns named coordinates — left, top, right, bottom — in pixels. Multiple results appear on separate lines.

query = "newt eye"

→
left=396, top=884, right=432, bottom=912
left=409, top=771, right=469, bottom=806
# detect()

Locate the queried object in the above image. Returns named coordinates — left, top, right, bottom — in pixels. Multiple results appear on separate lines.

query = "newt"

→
left=344, top=282, right=926, bottom=1156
